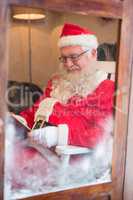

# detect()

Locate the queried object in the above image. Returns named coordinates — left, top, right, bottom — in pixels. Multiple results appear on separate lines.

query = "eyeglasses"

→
left=59, top=49, right=90, bottom=63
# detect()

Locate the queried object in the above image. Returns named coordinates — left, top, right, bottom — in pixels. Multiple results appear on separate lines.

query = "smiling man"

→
left=20, top=23, right=114, bottom=149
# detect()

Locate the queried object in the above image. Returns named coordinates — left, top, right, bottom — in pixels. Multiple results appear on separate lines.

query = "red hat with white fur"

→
left=58, top=23, right=98, bottom=49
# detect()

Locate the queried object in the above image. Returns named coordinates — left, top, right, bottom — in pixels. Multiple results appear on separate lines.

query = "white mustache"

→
left=68, top=65, right=80, bottom=71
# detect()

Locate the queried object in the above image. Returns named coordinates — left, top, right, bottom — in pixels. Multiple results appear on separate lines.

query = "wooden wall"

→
left=0, top=1, right=8, bottom=199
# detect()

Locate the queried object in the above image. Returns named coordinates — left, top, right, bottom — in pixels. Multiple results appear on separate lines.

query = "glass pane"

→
left=5, top=9, right=118, bottom=199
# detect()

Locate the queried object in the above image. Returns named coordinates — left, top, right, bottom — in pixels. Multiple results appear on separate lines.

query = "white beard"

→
left=50, top=64, right=107, bottom=103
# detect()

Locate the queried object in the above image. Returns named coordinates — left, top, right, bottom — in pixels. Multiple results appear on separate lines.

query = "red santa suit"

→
left=20, top=69, right=114, bottom=148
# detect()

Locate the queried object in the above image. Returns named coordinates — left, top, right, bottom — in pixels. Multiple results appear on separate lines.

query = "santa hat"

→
left=58, top=23, right=98, bottom=49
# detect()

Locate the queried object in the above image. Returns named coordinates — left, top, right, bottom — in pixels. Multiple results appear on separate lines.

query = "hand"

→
left=35, top=97, right=58, bottom=121
left=28, top=126, right=58, bottom=148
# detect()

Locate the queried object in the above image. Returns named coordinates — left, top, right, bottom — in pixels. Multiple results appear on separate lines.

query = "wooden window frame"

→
left=1, top=0, right=133, bottom=199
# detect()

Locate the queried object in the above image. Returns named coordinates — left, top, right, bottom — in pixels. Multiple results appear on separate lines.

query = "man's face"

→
left=59, top=45, right=97, bottom=73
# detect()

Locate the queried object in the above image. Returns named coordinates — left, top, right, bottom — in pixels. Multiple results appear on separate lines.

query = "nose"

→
left=64, top=57, right=74, bottom=68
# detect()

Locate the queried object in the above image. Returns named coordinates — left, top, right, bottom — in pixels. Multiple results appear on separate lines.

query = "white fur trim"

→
left=35, top=97, right=58, bottom=122
left=58, top=34, right=98, bottom=49
left=57, top=124, right=69, bottom=145
left=31, top=126, right=58, bottom=147
left=44, top=126, right=58, bottom=147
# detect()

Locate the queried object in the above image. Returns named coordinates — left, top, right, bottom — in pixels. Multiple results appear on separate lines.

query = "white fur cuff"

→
left=35, top=97, right=58, bottom=121
left=57, top=124, right=69, bottom=145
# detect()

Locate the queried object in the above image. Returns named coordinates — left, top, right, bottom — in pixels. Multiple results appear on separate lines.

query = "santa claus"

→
left=20, top=23, right=114, bottom=149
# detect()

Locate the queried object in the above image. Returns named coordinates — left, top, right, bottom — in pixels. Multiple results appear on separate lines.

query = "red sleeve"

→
left=20, top=79, right=52, bottom=128
left=49, top=80, right=114, bottom=148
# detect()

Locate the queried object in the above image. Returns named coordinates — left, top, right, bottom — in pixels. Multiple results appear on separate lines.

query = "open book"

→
left=11, top=113, right=53, bottom=132
left=10, top=113, right=30, bottom=140
left=11, top=113, right=31, bottom=131
left=11, top=113, right=53, bottom=156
